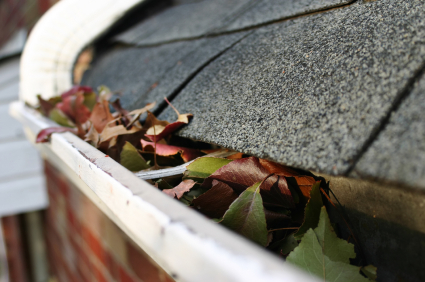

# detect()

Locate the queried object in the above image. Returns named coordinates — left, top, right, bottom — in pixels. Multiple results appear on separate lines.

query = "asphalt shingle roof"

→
left=83, top=0, right=425, bottom=188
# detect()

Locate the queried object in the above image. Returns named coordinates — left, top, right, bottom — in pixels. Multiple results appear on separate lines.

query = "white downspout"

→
left=20, top=0, right=145, bottom=106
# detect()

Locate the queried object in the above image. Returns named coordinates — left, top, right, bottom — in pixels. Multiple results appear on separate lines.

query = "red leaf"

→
left=37, top=95, right=55, bottom=116
left=163, top=179, right=196, bottom=199
left=145, top=120, right=189, bottom=142
left=140, top=139, right=202, bottom=162
left=56, top=92, right=91, bottom=124
left=36, top=127, right=77, bottom=143
left=144, top=98, right=192, bottom=141
left=60, top=85, right=93, bottom=99
left=203, top=157, right=294, bottom=208
left=192, top=180, right=238, bottom=219
left=90, top=99, right=114, bottom=133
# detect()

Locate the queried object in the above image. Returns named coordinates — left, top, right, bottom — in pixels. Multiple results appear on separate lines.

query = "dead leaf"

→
left=60, top=85, right=93, bottom=99
left=90, top=99, right=114, bottom=133
left=192, top=180, right=239, bottom=219
left=56, top=92, right=91, bottom=125
left=163, top=179, right=196, bottom=199
left=127, top=102, right=156, bottom=128
left=203, top=157, right=295, bottom=209
left=144, top=98, right=192, bottom=141
left=259, top=159, right=300, bottom=177
left=84, top=123, right=100, bottom=145
left=141, top=139, right=202, bottom=162
left=36, top=127, right=77, bottom=143
left=100, top=125, right=140, bottom=143
left=111, top=99, right=130, bottom=125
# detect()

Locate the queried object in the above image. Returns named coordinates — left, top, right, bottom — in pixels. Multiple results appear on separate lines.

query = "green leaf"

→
left=221, top=182, right=268, bottom=246
left=361, top=265, right=377, bottom=281
left=48, top=108, right=75, bottom=127
left=278, top=233, right=298, bottom=256
left=314, top=207, right=356, bottom=264
left=185, top=157, right=232, bottom=179
left=120, top=142, right=150, bottom=171
left=155, top=179, right=173, bottom=190
left=287, top=207, right=369, bottom=282
left=294, top=181, right=323, bottom=239
left=83, top=91, right=97, bottom=111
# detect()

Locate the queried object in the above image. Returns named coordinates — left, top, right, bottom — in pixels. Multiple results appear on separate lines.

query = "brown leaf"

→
left=84, top=123, right=100, bottom=146
left=100, top=125, right=140, bottom=143
left=259, top=159, right=315, bottom=200
left=90, top=99, right=114, bottom=133
left=111, top=99, right=130, bottom=126
left=192, top=180, right=239, bottom=219
left=144, top=98, right=192, bottom=142
left=293, top=176, right=316, bottom=199
left=163, top=179, right=196, bottom=199
left=227, top=152, right=244, bottom=159
left=127, top=103, right=156, bottom=128
left=259, top=159, right=300, bottom=177
left=264, top=209, right=290, bottom=228
left=203, top=157, right=294, bottom=209
left=141, top=139, right=202, bottom=162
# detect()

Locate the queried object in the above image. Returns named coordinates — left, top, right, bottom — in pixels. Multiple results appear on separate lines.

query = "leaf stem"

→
left=153, top=125, right=158, bottom=169
left=164, top=97, right=180, bottom=117
left=268, top=227, right=298, bottom=233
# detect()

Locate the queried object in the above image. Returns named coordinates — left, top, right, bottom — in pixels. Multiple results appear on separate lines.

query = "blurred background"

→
left=1, top=1, right=58, bottom=282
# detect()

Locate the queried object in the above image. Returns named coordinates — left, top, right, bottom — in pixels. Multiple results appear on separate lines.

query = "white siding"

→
left=0, top=57, right=47, bottom=216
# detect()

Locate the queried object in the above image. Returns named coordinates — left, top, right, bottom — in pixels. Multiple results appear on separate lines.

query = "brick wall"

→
left=44, top=161, right=175, bottom=282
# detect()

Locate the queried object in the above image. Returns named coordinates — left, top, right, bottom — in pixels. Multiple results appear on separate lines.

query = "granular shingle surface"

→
left=82, top=32, right=249, bottom=112
left=158, top=0, right=425, bottom=175
left=220, top=0, right=354, bottom=32
left=115, top=0, right=254, bottom=46
left=352, top=73, right=425, bottom=189
left=115, top=0, right=352, bottom=46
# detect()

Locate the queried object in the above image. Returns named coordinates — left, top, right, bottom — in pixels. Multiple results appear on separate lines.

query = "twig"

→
left=268, top=227, right=298, bottom=233
left=164, top=97, right=180, bottom=116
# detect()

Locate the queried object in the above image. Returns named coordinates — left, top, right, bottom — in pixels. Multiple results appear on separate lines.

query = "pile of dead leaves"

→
left=35, top=85, right=377, bottom=281
left=36, top=85, right=204, bottom=167
left=159, top=155, right=377, bottom=281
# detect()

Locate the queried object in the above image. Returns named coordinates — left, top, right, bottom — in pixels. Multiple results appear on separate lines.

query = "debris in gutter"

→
left=33, top=85, right=376, bottom=281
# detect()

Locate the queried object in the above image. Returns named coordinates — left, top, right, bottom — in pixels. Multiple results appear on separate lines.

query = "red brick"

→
left=126, top=242, right=161, bottom=282
left=94, top=266, right=109, bottom=282
left=104, top=250, right=120, bottom=280
left=119, top=266, right=141, bottom=282
left=82, top=225, right=105, bottom=262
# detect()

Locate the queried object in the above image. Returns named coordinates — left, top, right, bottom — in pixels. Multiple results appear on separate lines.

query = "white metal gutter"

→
left=12, top=0, right=320, bottom=281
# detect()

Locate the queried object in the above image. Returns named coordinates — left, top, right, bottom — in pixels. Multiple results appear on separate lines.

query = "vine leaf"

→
left=221, top=181, right=268, bottom=246
left=120, top=142, right=150, bottom=171
left=287, top=207, right=368, bottom=282
left=294, top=181, right=323, bottom=239
left=185, top=157, right=233, bottom=179
left=192, top=180, right=238, bottom=219
left=203, top=157, right=295, bottom=209
left=163, top=179, right=196, bottom=199
left=141, top=139, right=202, bottom=162
left=36, top=127, right=77, bottom=143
